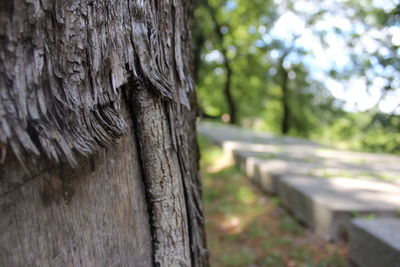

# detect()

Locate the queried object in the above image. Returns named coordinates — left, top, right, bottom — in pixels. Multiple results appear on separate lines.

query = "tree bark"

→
left=0, top=103, right=154, bottom=266
left=0, top=0, right=207, bottom=266
left=130, top=79, right=192, bottom=266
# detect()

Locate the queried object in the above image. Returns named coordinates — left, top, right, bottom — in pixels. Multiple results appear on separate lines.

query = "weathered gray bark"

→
left=0, top=0, right=207, bottom=266
left=131, top=81, right=192, bottom=266
left=0, top=104, right=153, bottom=266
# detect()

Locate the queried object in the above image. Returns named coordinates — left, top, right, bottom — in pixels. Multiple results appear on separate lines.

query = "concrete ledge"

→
left=349, top=218, right=400, bottom=267
left=231, top=150, right=284, bottom=194
left=278, top=176, right=400, bottom=240
left=198, top=122, right=400, bottom=244
left=198, top=122, right=400, bottom=182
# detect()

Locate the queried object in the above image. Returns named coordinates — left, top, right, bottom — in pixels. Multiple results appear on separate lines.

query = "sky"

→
left=210, top=0, right=400, bottom=114
left=268, top=0, right=400, bottom=113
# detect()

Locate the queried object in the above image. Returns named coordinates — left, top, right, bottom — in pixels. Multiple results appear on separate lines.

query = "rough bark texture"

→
left=0, top=0, right=207, bottom=266
left=131, top=82, right=191, bottom=266
left=129, top=77, right=207, bottom=266
left=0, top=105, right=154, bottom=266
left=0, top=0, right=193, bottom=167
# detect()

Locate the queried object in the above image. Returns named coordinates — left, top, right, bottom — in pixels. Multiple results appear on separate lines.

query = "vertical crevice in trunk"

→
left=175, top=90, right=209, bottom=267
left=128, top=77, right=191, bottom=267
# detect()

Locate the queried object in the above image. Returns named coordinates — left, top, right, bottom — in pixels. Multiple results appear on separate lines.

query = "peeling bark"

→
left=130, top=80, right=191, bottom=266
left=0, top=0, right=194, bottom=167
left=1, top=0, right=207, bottom=266
left=129, top=76, right=208, bottom=266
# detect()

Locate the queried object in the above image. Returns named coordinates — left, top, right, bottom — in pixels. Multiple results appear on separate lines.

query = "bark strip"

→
left=129, top=78, right=191, bottom=266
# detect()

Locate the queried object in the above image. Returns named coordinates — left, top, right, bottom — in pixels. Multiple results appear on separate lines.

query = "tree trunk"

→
left=0, top=103, right=154, bottom=266
left=203, top=0, right=237, bottom=124
left=223, top=62, right=237, bottom=124
left=279, top=56, right=290, bottom=135
left=0, top=1, right=207, bottom=266
left=281, top=70, right=290, bottom=135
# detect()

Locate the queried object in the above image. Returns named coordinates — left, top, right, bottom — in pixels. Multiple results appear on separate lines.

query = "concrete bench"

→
left=349, top=218, right=400, bottom=267
left=278, top=176, right=400, bottom=240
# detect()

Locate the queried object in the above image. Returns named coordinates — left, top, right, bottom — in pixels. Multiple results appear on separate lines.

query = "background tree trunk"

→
left=0, top=0, right=207, bottom=266
left=203, top=0, right=237, bottom=125
left=280, top=67, right=290, bottom=135
left=279, top=54, right=290, bottom=135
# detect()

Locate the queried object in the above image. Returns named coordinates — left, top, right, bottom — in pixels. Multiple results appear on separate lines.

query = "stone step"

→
left=198, top=122, right=400, bottom=242
left=232, top=149, right=396, bottom=194
left=278, top=176, right=400, bottom=241
left=349, top=218, right=400, bottom=267
left=198, top=122, right=400, bottom=183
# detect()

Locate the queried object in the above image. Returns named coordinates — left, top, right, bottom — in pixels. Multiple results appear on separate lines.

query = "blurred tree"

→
left=194, top=0, right=400, bottom=152
left=203, top=0, right=237, bottom=124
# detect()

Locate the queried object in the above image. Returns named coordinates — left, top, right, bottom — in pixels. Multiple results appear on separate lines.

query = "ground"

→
left=199, top=136, right=347, bottom=266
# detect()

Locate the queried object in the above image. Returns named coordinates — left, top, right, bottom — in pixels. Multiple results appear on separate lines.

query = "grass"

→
left=199, top=135, right=347, bottom=266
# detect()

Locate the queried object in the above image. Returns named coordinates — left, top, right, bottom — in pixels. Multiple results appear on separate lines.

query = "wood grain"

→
left=0, top=105, right=153, bottom=266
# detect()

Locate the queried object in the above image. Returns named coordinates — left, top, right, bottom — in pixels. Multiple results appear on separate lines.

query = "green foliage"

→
left=318, top=110, right=400, bottom=155
left=195, top=0, right=343, bottom=137
left=195, top=0, right=279, bottom=120
left=195, top=0, right=400, bottom=154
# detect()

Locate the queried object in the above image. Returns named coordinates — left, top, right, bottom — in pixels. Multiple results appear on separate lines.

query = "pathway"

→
left=198, top=121, right=400, bottom=267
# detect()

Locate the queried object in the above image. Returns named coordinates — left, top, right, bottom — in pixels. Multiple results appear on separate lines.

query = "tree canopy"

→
left=194, top=0, right=400, bottom=154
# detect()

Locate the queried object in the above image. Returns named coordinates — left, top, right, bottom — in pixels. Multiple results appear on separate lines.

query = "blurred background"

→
left=193, top=0, right=399, bottom=154
left=193, top=1, right=399, bottom=265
